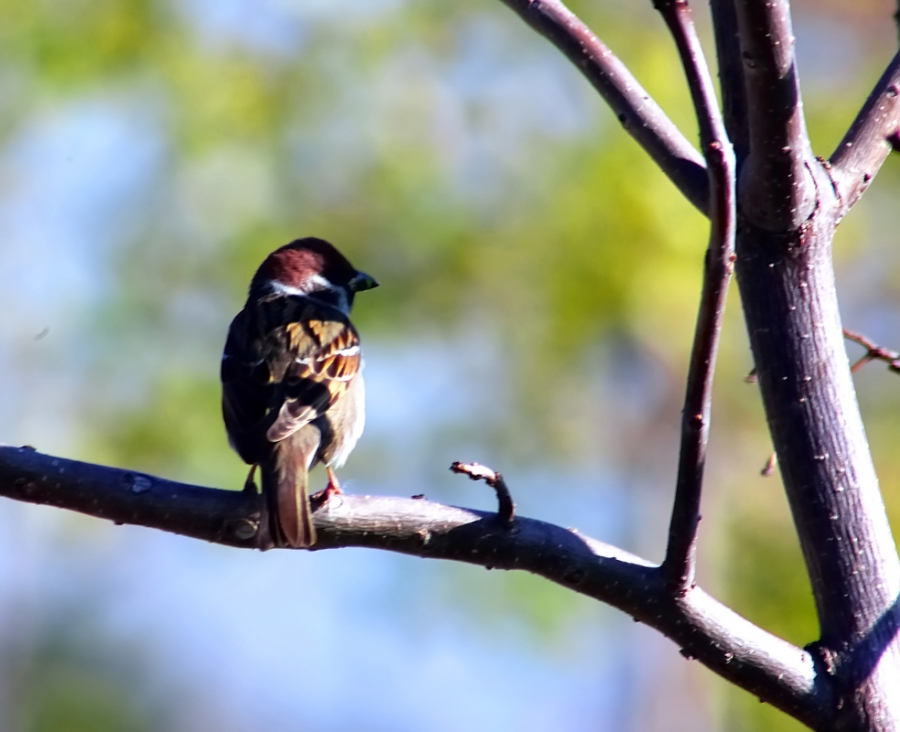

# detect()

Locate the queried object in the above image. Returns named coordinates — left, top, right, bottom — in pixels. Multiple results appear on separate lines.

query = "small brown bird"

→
left=221, top=238, right=378, bottom=548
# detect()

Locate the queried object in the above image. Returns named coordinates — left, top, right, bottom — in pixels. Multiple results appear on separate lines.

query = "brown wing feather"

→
left=265, top=309, right=361, bottom=444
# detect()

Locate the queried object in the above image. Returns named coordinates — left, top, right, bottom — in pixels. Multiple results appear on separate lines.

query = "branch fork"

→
left=844, top=328, right=900, bottom=374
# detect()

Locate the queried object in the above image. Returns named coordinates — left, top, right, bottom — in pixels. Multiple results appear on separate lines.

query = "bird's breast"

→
left=320, top=370, right=366, bottom=469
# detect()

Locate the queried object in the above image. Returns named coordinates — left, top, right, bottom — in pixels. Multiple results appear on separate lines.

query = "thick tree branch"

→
left=736, top=198, right=900, bottom=725
left=734, top=0, right=816, bottom=230
left=829, top=50, right=900, bottom=218
left=725, top=1, right=900, bottom=722
left=498, top=0, right=710, bottom=213
left=0, top=444, right=831, bottom=725
left=654, top=0, right=736, bottom=594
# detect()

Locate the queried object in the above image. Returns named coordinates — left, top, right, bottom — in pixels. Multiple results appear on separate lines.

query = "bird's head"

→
left=249, top=237, right=378, bottom=313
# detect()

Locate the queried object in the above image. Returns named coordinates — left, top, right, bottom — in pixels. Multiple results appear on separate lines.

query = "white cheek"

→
left=304, top=274, right=333, bottom=292
left=270, top=281, right=306, bottom=297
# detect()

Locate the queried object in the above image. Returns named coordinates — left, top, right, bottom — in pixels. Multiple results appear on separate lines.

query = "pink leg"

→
left=323, top=467, right=343, bottom=498
left=310, top=467, right=344, bottom=505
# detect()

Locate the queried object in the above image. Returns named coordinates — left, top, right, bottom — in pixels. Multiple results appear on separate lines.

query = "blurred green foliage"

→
left=2, top=0, right=899, bottom=729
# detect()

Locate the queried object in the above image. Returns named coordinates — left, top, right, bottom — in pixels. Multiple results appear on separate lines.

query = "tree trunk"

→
left=737, top=158, right=900, bottom=728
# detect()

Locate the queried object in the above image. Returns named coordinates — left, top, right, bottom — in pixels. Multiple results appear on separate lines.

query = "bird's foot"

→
left=312, top=467, right=343, bottom=504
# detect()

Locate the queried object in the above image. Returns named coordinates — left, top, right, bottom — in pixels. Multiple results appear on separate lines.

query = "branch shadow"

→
left=845, top=591, right=900, bottom=690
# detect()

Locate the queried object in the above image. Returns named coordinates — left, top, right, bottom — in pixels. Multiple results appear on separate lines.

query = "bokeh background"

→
left=1, top=0, right=899, bottom=730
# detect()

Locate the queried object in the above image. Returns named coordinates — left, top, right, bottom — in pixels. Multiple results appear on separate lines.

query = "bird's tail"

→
left=261, top=442, right=316, bottom=548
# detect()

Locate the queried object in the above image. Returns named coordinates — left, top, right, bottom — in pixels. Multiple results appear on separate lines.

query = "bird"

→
left=220, top=237, right=378, bottom=548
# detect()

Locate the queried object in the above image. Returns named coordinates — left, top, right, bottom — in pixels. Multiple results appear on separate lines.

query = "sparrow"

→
left=221, top=237, right=378, bottom=548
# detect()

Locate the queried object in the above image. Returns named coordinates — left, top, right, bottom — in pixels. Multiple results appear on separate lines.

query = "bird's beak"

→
left=350, top=271, right=379, bottom=292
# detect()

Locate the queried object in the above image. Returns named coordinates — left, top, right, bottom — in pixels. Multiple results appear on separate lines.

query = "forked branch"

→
left=844, top=328, right=900, bottom=374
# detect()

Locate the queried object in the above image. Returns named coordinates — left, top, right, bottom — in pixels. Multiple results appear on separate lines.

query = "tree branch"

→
left=497, top=0, right=710, bottom=214
left=829, top=50, right=900, bottom=218
left=653, top=0, right=736, bottom=594
left=844, top=328, right=900, bottom=375
left=734, top=0, right=816, bottom=230
left=0, top=444, right=831, bottom=725
left=709, top=0, right=749, bottom=162
left=736, top=203, right=900, bottom=723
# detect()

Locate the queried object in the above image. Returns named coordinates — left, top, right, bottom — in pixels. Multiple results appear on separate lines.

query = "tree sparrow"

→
left=221, top=238, right=378, bottom=548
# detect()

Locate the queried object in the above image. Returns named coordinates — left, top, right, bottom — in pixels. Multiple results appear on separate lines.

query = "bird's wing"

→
left=221, top=309, right=271, bottom=464
left=263, top=298, right=362, bottom=444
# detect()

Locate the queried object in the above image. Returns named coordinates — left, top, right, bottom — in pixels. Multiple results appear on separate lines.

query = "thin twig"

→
left=733, top=0, right=816, bottom=230
left=0, top=444, right=833, bottom=724
left=745, top=369, right=779, bottom=477
left=654, top=0, right=736, bottom=595
left=843, top=328, right=900, bottom=375
left=497, top=0, right=710, bottom=214
left=449, top=461, right=515, bottom=525
left=761, top=452, right=778, bottom=477
left=829, top=50, right=900, bottom=218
